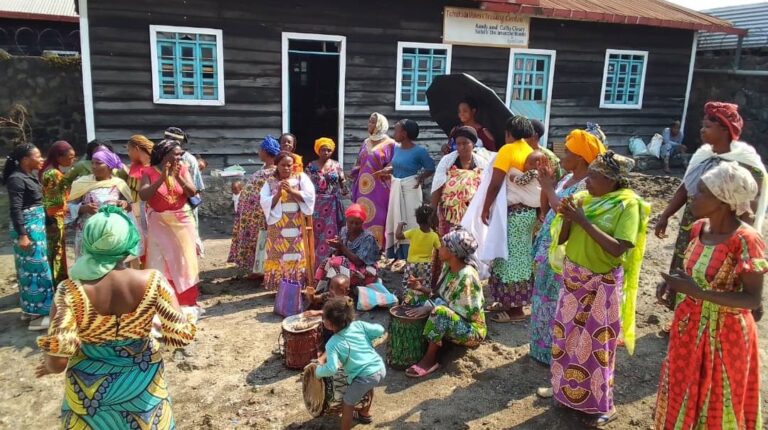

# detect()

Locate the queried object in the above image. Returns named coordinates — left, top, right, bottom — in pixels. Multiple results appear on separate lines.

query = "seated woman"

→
left=403, top=228, right=486, bottom=378
left=35, top=206, right=196, bottom=429
left=315, top=203, right=381, bottom=291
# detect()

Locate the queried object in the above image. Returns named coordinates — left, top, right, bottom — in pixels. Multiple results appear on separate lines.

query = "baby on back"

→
left=505, top=150, right=546, bottom=208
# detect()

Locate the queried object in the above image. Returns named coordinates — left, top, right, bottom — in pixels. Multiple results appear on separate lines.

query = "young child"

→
left=505, top=150, right=546, bottom=209
left=396, top=205, right=441, bottom=305
left=231, top=180, right=243, bottom=214
left=303, top=274, right=351, bottom=313
left=315, top=297, right=386, bottom=429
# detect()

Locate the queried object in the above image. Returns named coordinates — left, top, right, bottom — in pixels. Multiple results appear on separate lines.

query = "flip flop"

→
left=405, top=363, right=441, bottom=378
left=485, top=302, right=506, bottom=312
left=490, top=312, right=527, bottom=323
left=352, top=410, right=373, bottom=424
left=582, top=410, right=617, bottom=428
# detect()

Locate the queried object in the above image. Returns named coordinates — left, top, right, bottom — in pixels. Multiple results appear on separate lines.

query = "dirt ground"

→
left=0, top=172, right=766, bottom=430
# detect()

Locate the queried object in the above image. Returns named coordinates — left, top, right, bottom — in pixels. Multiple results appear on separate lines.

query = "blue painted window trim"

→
left=156, top=32, right=219, bottom=101
left=509, top=54, right=550, bottom=103
left=603, top=53, right=645, bottom=106
left=400, top=48, right=448, bottom=106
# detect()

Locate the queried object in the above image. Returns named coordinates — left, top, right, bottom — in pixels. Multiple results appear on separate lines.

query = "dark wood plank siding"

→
left=529, top=19, right=694, bottom=151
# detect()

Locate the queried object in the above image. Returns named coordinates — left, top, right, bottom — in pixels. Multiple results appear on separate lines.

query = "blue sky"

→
left=668, top=0, right=764, bottom=11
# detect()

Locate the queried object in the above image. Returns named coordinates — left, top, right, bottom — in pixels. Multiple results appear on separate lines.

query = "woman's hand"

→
left=171, top=162, right=182, bottom=179
left=655, top=282, right=675, bottom=311
left=34, top=359, right=51, bottom=378
left=327, top=237, right=343, bottom=250
left=654, top=215, right=669, bottom=239
left=537, top=163, right=556, bottom=190
left=406, top=276, right=424, bottom=292
left=558, top=197, right=587, bottom=226
left=660, top=270, right=700, bottom=298
left=79, top=203, right=99, bottom=216
left=404, top=306, right=432, bottom=319
left=441, top=144, right=451, bottom=155
left=114, top=200, right=130, bottom=211
left=17, top=234, right=32, bottom=250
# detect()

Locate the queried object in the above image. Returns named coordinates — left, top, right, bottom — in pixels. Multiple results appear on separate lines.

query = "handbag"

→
left=188, top=194, right=202, bottom=209
left=274, top=278, right=304, bottom=317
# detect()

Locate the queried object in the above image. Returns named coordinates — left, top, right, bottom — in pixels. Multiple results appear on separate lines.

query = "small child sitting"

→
left=395, top=205, right=441, bottom=306
left=505, top=150, right=546, bottom=209
left=303, top=274, right=351, bottom=313
left=315, top=297, right=386, bottom=428
left=231, top=180, right=243, bottom=213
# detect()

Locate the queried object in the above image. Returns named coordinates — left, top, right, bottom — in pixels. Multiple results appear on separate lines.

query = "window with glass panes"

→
left=400, top=47, right=448, bottom=106
left=510, top=54, right=549, bottom=102
left=156, top=32, right=219, bottom=100
left=602, top=52, right=646, bottom=106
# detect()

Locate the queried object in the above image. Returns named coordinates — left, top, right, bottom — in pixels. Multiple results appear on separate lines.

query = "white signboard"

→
left=443, top=7, right=530, bottom=48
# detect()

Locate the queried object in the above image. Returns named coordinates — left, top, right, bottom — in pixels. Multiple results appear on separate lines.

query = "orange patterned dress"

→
left=37, top=270, right=196, bottom=429
left=655, top=220, right=765, bottom=430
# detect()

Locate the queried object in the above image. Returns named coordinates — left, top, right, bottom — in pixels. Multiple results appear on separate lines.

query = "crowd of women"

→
left=4, top=98, right=765, bottom=428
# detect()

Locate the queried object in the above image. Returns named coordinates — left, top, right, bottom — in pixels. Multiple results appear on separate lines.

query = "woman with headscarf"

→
left=655, top=162, right=764, bottom=430
left=441, top=97, right=497, bottom=154
left=69, top=149, right=134, bottom=258
left=349, top=113, right=396, bottom=249
left=3, top=143, right=54, bottom=330
left=139, top=139, right=200, bottom=310
left=383, top=119, right=436, bottom=260
left=259, top=151, right=316, bottom=291
left=40, top=140, right=76, bottom=284
left=655, top=102, right=767, bottom=277
left=314, top=203, right=381, bottom=291
left=61, top=140, right=115, bottom=189
left=547, top=151, right=650, bottom=427
left=35, top=206, right=196, bottom=429
left=529, top=129, right=605, bottom=365
left=228, top=136, right=280, bottom=278
left=307, top=137, right=348, bottom=271
left=403, top=228, right=486, bottom=378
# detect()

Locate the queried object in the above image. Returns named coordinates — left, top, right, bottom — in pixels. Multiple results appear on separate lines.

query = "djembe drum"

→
left=279, top=314, right=323, bottom=370
left=302, top=362, right=373, bottom=417
left=387, top=305, right=428, bottom=370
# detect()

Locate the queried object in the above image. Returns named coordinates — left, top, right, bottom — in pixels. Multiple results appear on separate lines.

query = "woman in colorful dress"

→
left=35, top=206, right=196, bottom=429
left=259, top=151, right=316, bottom=291
left=655, top=162, right=764, bottom=430
left=140, top=139, right=200, bottom=310
left=314, top=203, right=381, bottom=290
left=61, top=140, right=114, bottom=189
left=228, top=136, right=280, bottom=278
left=123, top=135, right=154, bottom=266
left=548, top=151, right=650, bottom=427
left=529, top=129, right=605, bottom=365
left=69, top=150, right=134, bottom=258
left=441, top=98, right=497, bottom=153
left=4, top=143, right=55, bottom=331
left=655, top=102, right=767, bottom=276
left=40, top=140, right=76, bottom=284
left=403, top=228, right=486, bottom=378
left=350, top=112, right=395, bottom=250
left=307, top=137, right=348, bottom=271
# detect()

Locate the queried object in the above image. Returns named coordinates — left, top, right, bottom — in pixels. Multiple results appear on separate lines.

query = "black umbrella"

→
left=426, top=73, right=514, bottom=148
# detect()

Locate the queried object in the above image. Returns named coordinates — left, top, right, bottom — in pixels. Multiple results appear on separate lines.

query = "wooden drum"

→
left=280, top=314, right=323, bottom=370
left=302, top=362, right=373, bottom=417
left=387, top=305, right=428, bottom=370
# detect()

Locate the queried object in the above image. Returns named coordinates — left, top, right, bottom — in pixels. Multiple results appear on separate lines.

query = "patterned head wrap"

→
left=345, top=203, right=368, bottom=222
left=452, top=125, right=478, bottom=144
left=314, top=137, right=336, bottom=156
left=369, top=112, right=390, bottom=142
left=704, top=101, right=743, bottom=141
left=91, top=149, right=124, bottom=170
left=442, top=227, right=478, bottom=265
left=701, top=161, right=758, bottom=216
left=585, top=122, right=606, bottom=143
left=564, top=129, right=606, bottom=164
left=261, top=135, right=281, bottom=157
left=164, top=127, right=188, bottom=145
left=69, top=206, right=140, bottom=281
left=589, top=151, right=635, bottom=188
left=128, top=135, right=154, bottom=155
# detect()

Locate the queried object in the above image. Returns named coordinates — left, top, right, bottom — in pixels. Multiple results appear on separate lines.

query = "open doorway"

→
left=282, top=34, right=346, bottom=165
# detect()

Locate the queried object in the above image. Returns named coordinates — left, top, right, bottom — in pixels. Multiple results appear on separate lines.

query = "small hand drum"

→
left=387, top=305, right=429, bottom=370
left=302, top=362, right=372, bottom=417
left=280, top=314, right=323, bottom=370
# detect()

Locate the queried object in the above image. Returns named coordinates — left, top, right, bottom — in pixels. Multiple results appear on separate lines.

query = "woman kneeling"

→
left=404, top=228, right=486, bottom=378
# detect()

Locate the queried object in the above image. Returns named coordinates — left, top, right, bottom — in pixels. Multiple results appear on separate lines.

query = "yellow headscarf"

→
left=314, top=138, right=336, bottom=156
left=564, top=129, right=606, bottom=164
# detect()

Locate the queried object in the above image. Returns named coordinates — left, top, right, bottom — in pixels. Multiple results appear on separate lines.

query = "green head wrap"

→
left=69, top=205, right=140, bottom=281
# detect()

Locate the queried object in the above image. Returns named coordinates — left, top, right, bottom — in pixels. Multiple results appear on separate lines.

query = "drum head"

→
left=390, top=305, right=428, bottom=320
left=302, top=363, right=326, bottom=418
left=283, top=313, right=322, bottom=333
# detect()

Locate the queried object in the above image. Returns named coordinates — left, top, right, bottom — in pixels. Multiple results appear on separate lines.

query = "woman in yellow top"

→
left=480, top=116, right=537, bottom=322
left=36, top=206, right=196, bottom=429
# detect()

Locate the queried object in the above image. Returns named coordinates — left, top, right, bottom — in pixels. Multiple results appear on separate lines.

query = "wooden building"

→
left=75, top=0, right=742, bottom=169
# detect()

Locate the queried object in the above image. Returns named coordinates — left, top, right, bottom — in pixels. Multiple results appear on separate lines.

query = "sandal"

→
left=405, top=363, right=441, bottom=378
left=490, top=312, right=527, bottom=323
left=582, top=410, right=617, bottom=428
left=485, top=302, right=506, bottom=312
left=352, top=410, right=373, bottom=424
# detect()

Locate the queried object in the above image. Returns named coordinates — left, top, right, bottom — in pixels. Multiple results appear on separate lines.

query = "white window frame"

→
left=149, top=25, right=225, bottom=106
left=505, top=48, right=557, bottom=145
left=599, top=49, right=648, bottom=110
left=395, top=42, right=452, bottom=111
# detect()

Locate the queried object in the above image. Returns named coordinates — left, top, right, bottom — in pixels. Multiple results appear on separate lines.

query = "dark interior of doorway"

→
left=288, top=40, right=340, bottom=164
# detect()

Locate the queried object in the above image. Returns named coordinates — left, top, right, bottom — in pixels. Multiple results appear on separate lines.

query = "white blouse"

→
left=259, top=173, right=316, bottom=225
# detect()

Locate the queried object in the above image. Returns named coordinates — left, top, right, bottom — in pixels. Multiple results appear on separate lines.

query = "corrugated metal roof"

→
left=0, top=0, right=78, bottom=21
left=477, top=0, right=745, bottom=35
left=699, top=2, right=768, bottom=50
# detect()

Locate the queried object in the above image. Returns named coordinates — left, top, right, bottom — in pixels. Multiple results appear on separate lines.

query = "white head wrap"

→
left=368, top=112, right=390, bottom=142
left=700, top=161, right=758, bottom=216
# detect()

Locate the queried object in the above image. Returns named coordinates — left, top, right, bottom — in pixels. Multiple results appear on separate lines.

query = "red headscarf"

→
left=40, top=140, right=73, bottom=178
left=345, top=203, right=367, bottom=222
left=704, top=101, right=743, bottom=141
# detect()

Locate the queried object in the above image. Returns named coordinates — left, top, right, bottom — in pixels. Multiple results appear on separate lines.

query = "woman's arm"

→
left=176, top=168, right=197, bottom=198
left=339, top=243, right=365, bottom=267
left=138, top=169, right=165, bottom=202
left=663, top=271, right=763, bottom=310
left=430, top=187, right=443, bottom=210
left=7, top=176, right=28, bottom=238
left=557, top=219, right=572, bottom=245
left=395, top=222, right=407, bottom=241
left=573, top=218, right=633, bottom=257
left=655, top=184, right=688, bottom=238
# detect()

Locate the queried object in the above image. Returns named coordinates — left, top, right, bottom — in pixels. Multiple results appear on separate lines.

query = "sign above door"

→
left=443, top=7, right=530, bottom=48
